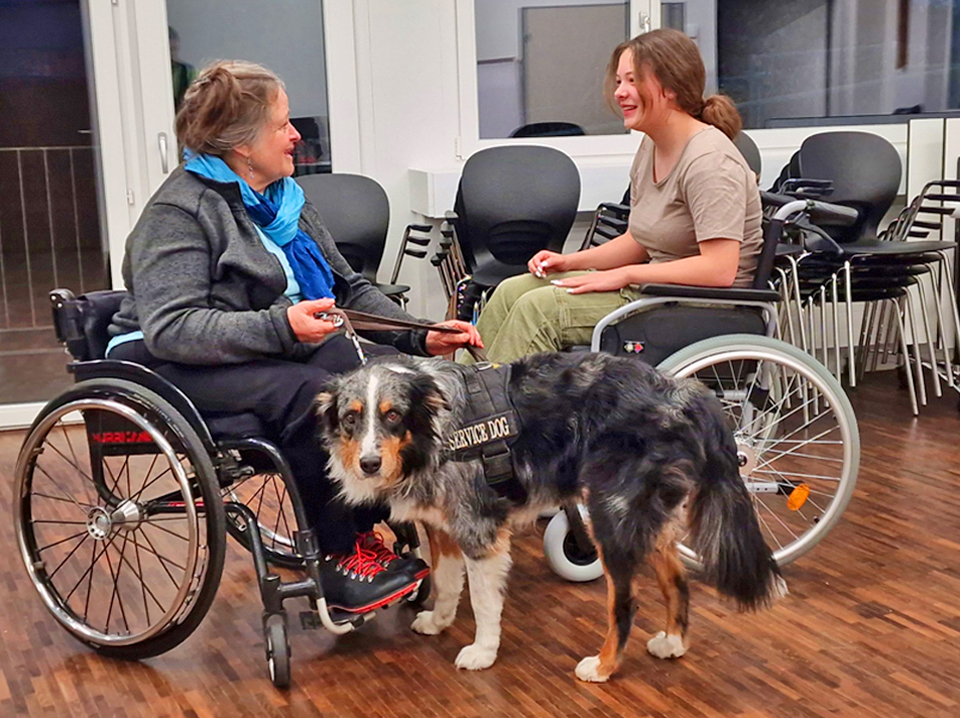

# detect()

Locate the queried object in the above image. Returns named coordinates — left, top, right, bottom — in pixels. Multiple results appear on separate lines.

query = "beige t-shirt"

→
left=628, top=126, right=763, bottom=287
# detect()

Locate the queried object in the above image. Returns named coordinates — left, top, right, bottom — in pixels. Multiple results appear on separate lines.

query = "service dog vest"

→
left=447, top=363, right=525, bottom=502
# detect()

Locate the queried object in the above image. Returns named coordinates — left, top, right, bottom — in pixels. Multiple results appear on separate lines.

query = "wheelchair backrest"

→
left=51, top=288, right=129, bottom=361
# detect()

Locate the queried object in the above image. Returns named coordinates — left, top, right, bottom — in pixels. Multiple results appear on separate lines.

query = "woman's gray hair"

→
left=175, top=60, right=285, bottom=155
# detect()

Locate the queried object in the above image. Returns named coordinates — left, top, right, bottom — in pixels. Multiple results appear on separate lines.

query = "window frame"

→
left=455, top=0, right=654, bottom=160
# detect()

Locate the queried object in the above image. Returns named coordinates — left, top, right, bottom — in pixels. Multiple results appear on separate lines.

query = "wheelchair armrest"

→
left=638, top=283, right=781, bottom=303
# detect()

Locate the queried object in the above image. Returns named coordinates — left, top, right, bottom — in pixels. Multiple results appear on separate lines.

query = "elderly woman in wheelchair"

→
left=14, top=59, right=480, bottom=687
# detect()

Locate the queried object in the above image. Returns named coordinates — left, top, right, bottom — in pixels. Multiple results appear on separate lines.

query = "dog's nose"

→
left=359, top=455, right=382, bottom=476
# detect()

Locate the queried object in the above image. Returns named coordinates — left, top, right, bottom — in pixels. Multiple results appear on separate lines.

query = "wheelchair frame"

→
left=14, top=289, right=426, bottom=689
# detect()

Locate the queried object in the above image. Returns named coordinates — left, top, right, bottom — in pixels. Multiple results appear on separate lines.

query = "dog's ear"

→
left=314, top=390, right=339, bottom=434
left=410, top=373, right=450, bottom=414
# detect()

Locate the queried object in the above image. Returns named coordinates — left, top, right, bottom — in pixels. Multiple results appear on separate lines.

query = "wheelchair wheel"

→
left=224, top=471, right=303, bottom=569
left=542, top=505, right=603, bottom=583
left=263, top=612, right=291, bottom=689
left=15, top=379, right=226, bottom=659
left=658, top=334, right=859, bottom=567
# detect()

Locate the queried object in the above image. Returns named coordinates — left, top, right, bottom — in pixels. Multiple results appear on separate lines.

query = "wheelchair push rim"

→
left=15, top=396, right=216, bottom=649
left=658, top=334, right=860, bottom=567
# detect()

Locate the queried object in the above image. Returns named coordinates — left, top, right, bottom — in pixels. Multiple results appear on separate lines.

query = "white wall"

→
left=346, top=0, right=462, bottom=319
left=166, top=0, right=329, bottom=120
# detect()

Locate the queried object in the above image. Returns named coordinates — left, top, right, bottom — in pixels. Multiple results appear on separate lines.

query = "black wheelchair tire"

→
left=17, top=379, right=227, bottom=661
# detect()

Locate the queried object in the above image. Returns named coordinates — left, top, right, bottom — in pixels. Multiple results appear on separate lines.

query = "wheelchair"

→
left=542, top=197, right=863, bottom=582
left=13, top=289, right=428, bottom=689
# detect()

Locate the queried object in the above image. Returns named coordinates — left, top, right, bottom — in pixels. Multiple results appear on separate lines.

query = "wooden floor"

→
left=3, top=372, right=960, bottom=718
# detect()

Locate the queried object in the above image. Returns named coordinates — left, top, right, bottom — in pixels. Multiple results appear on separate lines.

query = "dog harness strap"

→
left=448, top=364, right=525, bottom=501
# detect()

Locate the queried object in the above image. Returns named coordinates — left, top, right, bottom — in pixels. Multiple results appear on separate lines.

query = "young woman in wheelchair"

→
left=105, top=60, right=481, bottom=614
left=470, top=29, right=763, bottom=364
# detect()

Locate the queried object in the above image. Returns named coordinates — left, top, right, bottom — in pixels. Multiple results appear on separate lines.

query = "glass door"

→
left=152, top=0, right=334, bottom=179
left=0, top=0, right=111, bottom=424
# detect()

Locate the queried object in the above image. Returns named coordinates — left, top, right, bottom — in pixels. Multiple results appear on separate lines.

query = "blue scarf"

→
left=184, top=153, right=335, bottom=300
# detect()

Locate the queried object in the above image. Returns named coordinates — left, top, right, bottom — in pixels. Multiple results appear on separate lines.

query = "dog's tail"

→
left=687, top=404, right=787, bottom=611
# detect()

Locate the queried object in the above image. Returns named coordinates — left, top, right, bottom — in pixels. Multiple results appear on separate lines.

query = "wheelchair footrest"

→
left=300, top=610, right=323, bottom=630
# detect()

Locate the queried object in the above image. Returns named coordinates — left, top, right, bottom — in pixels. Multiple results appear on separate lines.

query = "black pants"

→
left=111, top=335, right=394, bottom=554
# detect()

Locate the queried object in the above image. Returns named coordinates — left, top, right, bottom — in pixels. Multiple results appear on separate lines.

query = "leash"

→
left=315, top=308, right=488, bottom=363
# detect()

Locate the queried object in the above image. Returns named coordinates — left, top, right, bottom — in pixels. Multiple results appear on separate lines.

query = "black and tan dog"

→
left=316, top=351, right=785, bottom=682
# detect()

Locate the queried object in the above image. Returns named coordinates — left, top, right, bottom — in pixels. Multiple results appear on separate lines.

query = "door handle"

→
left=639, top=11, right=651, bottom=34
left=158, top=132, right=170, bottom=174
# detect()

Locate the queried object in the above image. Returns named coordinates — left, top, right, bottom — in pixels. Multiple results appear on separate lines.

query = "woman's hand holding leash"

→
left=425, top=320, right=483, bottom=357
left=287, top=298, right=341, bottom=342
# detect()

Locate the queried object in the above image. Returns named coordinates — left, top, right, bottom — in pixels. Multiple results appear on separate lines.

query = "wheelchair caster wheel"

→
left=264, top=613, right=291, bottom=689
left=407, top=576, right=431, bottom=608
left=543, top=507, right=603, bottom=583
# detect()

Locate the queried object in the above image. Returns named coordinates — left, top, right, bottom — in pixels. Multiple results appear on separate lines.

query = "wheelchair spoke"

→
left=753, top=467, right=841, bottom=483
left=129, top=462, right=175, bottom=504
left=30, top=484, right=94, bottom=513
left=103, top=538, right=131, bottom=635
left=142, top=519, right=189, bottom=542
left=37, top=530, right=88, bottom=554
left=83, top=539, right=97, bottom=623
left=753, top=502, right=785, bottom=549
left=118, top=533, right=168, bottom=617
left=45, top=440, right=97, bottom=492
left=271, top=480, right=291, bottom=551
left=135, top=527, right=187, bottom=578
left=47, top=532, right=91, bottom=580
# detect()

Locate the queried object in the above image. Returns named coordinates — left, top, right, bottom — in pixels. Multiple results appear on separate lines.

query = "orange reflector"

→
left=787, top=484, right=810, bottom=511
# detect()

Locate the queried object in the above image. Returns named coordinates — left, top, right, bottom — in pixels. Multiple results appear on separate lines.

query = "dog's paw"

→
left=646, top=631, right=686, bottom=659
left=575, top=655, right=609, bottom=683
left=410, top=610, right=450, bottom=636
left=454, top=643, right=497, bottom=670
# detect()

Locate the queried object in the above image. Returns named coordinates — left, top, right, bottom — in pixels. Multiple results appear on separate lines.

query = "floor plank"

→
left=2, top=372, right=960, bottom=717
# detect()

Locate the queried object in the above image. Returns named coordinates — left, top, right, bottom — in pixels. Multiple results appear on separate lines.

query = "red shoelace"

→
left=356, top=531, right=400, bottom=568
left=335, top=540, right=387, bottom=579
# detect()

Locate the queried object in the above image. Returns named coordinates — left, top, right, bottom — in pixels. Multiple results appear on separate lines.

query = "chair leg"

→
left=830, top=279, right=836, bottom=381
left=904, top=289, right=927, bottom=407
left=915, top=278, right=941, bottom=398
left=893, top=297, right=920, bottom=416
left=930, top=261, right=955, bottom=388
left=856, top=300, right=876, bottom=384
left=937, top=249, right=960, bottom=369
left=844, top=262, right=856, bottom=387
left=819, top=285, right=830, bottom=375
left=789, top=256, right=809, bottom=353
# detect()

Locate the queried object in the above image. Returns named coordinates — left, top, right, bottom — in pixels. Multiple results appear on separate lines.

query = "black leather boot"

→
left=320, top=539, right=425, bottom=614
left=357, top=531, right=430, bottom=580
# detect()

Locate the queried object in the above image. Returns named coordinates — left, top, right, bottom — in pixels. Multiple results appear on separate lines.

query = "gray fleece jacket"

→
left=109, top=167, right=428, bottom=364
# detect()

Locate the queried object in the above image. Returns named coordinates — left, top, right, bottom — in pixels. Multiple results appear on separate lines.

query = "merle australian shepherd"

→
left=316, top=351, right=785, bottom=682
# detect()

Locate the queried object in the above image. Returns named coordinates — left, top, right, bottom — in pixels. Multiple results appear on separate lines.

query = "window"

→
left=166, top=0, right=332, bottom=174
left=674, top=0, right=960, bottom=130
left=458, top=0, right=650, bottom=158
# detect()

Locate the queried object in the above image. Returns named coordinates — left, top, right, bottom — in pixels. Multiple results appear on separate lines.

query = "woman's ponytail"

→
left=700, top=94, right=742, bottom=140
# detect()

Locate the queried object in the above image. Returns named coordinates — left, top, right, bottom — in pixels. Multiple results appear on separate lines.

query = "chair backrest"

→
left=798, top=131, right=901, bottom=242
left=297, top=173, right=390, bottom=283
left=51, top=289, right=129, bottom=361
left=733, top=132, right=762, bottom=178
left=453, top=145, right=581, bottom=272
left=509, top=122, right=585, bottom=138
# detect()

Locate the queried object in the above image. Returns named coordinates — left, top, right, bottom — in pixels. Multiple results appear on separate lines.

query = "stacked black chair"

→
left=776, top=132, right=958, bottom=413
left=297, top=174, right=430, bottom=308
left=436, top=145, right=581, bottom=321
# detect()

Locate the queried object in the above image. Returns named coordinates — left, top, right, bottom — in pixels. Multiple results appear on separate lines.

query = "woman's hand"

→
left=550, top=268, right=631, bottom=295
left=287, top=298, right=342, bottom=343
left=424, top=320, right=484, bottom=356
left=528, top=250, right=571, bottom=278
